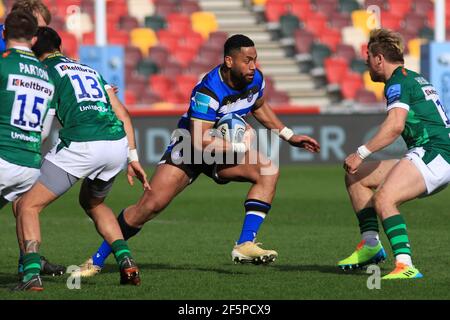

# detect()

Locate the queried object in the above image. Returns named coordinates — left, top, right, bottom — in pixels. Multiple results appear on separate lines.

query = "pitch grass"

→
left=0, top=165, right=449, bottom=300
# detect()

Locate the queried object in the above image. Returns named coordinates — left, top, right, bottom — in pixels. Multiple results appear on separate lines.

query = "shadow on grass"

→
left=0, top=271, right=64, bottom=290
left=101, top=263, right=246, bottom=275
left=272, top=264, right=373, bottom=276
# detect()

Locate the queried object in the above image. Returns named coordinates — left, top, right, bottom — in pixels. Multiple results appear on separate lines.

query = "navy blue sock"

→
left=237, top=199, right=271, bottom=245
left=92, top=210, right=141, bottom=267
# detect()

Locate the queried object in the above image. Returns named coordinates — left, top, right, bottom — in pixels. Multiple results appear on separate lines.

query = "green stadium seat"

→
left=339, top=0, right=360, bottom=14
left=136, top=59, right=159, bottom=77
left=279, top=14, right=300, bottom=38
left=310, top=43, right=332, bottom=67
left=350, top=58, right=367, bottom=74
left=144, top=15, right=167, bottom=32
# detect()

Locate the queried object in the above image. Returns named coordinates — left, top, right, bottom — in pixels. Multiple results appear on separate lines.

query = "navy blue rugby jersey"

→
left=176, top=64, right=265, bottom=130
left=0, top=25, right=5, bottom=52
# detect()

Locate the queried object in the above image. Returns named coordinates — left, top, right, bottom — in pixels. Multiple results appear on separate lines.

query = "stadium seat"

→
left=289, top=0, right=312, bottom=21
left=364, top=0, right=385, bottom=9
left=403, top=13, right=426, bottom=34
left=380, top=11, right=401, bottom=31
left=408, top=38, right=424, bottom=59
left=319, top=28, right=342, bottom=52
left=324, top=57, right=349, bottom=84
left=155, top=1, right=177, bottom=17
left=173, top=47, right=197, bottom=68
left=127, top=0, right=155, bottom=24
left=119, top=15, right=140, bottom=30
left=130, top=28, right=158, bottom=56
left=144, top=15, right=167, bottom=32
left=335, top=43, right=357, bottom=63
left=310, top=43, right=332, bottom=67
left=125, top=90, right=137, bottom=105
left=279, top=14, right=300, bottom=38
left=125, top=45, right=143, bottom=70
left=59, top=31, right=78, bottom=59
left=267, top=91, right=290, bottom=105
left=413, top=0, right=434, bottom=17
left=304, top=13, right=327, bottom=36
left=329, top=12, right=352, bottom=29
left=342, top=26, right=368, bottom=54
left=149, top=74, right=174, bottom=99
left=419, top=26, right=434, bottom=41
left=185, top=60, right=212, bottom=75
left=179, top=0, right=201, bottom=15
left=351, top=10, right=372, bottom=34
left=136, top=58, right=159, bottom=77
left=207, top=31, right=229, bottom=47
left=175, top=74, right=198, bottom=101
left=148, top=45, right=170, bottom=68
left=196, top=46, right=222, bottom=66
left=264, top=0, right=288, bottom=22
left=81, top=31, right=95, bottom=45
left=350, top=58, right=367, bottom=74
left=65, top=12, right=94, bottom=40
left=387, top=0, right=412, bottom=18
left=180, top=31, right=204, bottom=51
left=355, top=89, right=378, bottom=104
left=157, top=29, right=179, bottom=53
left=340, top=72, right=363, bottom=100
left=191, top=11, right=218, bottom=39
left=314, top=0, right=339, bottom=17
left=108, top=30, right=130, bottom=46
left=339, top=0, right=360, bottom=14
left=159, top=61, right=183, bottom=77
left=363, top=71, right=384, bottom=101
left=138, top=90, right=162, bottom=105
left=167, top=13, right=192, bottom=36
left=294, top=29, right=314, bottom=54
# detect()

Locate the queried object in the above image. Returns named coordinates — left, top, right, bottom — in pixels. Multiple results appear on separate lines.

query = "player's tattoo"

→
left=25, top=240, right=40, bottom=253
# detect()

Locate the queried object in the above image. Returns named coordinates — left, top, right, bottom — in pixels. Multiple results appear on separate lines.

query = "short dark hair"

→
left=31, top=26, right=61, bottom=57
left=4, top=10, right=38, bottom=42
left=224, top=34, right=254, bottom=57
left=12, top=0, right=52, bottom=25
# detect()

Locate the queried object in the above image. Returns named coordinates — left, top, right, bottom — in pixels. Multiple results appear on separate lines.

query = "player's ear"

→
left=31, top=36, right=37, bottom=47
left=224, top=55, right=233, bottom=68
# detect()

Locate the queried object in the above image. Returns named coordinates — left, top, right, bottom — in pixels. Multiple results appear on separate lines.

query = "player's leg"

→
left=14, top=160, right=78, bottom=291
left=216, top=149, right=279, bottom=264
left=78, top=178, right=140, bottom=285
left=338, top=160, right=398, bottom=269
left=76, top=163, right=191, bottom=277
left=374, top=158, right=428, bottom=279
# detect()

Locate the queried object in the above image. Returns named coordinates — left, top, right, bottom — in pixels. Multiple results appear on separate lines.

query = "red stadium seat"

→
left=173, top=47, right=197, bottom=68
left=265, top=0, right=289, bottom=22
left=59, top=31, right=78, bottom=59
left=148, top=45, right=170, bottom=68
left=119, top=15, right=140, bottom=30
left=329, top=12, right=352, bottom=29
left=125, top=46, right=143, bottom=70
left=82, top=32, right=95, bottom=45
left=355, top=89, right=378, bottom=104
left=364, top=0, right=385, bottom=9
left=402, top=13, right=426, bottom=34
left=387, top=0, right=412, bottom=18
left=149, top=74, right=174, bottom=98
left=157, top=29, right=179, bottom=53
left=314, top=0, right=339, bottom=17
left=289, top=0, right=312, bottom=21
left=294, top=29, right=314, bottom=54
left=125, top=90, right=137, bottom=105
left=340, top=72, right=363, bottom=100
left=380, top=11, right=401, bottom=31
left=108, top=30, right=129, bottom=46
left=107, top=0, right=128, bottom=16
left=179, top=0, right=201, bottom=15
left=319, top=28, right=342, bottom=52
left=304, top=13, right=327, bottom=36
left=413, top=0, right=434, bottom=17
left=160, top=61, right=184, bottom=77
left=166, top=13, right=192, bottom=36
left=175, top=74, right=198, bottom=101
left=335, top=44, right=357, bottom=63
left=154, top=1, right=177, bottom=17
left=324, top=57, right=349, bottom=84
left=180, top=31, right=204, bottom=51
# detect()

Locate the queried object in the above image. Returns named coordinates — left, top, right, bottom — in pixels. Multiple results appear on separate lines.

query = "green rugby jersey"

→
left=42, top=53, right=125, bottom=144
left=384, top=66, right=450, bottom=162
left=0, top=47, right=54, bottom=168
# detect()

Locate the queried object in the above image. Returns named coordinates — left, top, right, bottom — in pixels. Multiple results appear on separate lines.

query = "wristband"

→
left=279, top=127, right=294, bottom=141
left=232, top=142, right=247, bottom=153
left=128, top=149, right=139, bottom=163
left=356, top=145, right=372, bottom=160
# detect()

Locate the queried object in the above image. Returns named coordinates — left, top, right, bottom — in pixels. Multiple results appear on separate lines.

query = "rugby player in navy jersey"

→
left=73, top=34, right=320, bottom=277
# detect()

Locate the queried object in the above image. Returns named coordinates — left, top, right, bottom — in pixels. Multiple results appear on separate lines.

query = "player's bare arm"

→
left=344, top=107, right=408, bottom=174
left=107, top=88, right=150, bottom=190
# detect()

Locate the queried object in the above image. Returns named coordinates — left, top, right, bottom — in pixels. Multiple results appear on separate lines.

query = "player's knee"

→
left=373, top=190, right=393, bottom=212
left=140, top=198, right=166, bottom=217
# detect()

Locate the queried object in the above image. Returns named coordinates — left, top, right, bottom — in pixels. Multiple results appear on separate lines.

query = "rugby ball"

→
left=215, top=113, right=247, bottom=143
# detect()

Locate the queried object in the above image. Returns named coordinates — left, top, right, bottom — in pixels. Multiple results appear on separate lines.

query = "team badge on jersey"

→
left=247, top=91, right=254, bottom=102
left=193, top=92, right=211, bottom=114
left=386, top=84, right=401, bottom=105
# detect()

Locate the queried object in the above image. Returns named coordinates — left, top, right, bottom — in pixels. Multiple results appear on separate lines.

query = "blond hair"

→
left=11, top=0, right=51, bottom=25
left=368, top=28, right=404, bottom=64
